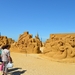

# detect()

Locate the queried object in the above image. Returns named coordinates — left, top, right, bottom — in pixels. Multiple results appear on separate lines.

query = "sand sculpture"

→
left=10, top=32, right=42, bottom=53
left=0, top=36, right=15, bottom=46
left=43, top=34, right=75, bottom=59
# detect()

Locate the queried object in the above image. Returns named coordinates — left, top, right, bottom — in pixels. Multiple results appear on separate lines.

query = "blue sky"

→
left=0, top=0, right=75, bottom=42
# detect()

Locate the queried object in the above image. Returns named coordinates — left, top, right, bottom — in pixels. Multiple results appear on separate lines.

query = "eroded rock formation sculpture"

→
left=43, top=34, right=75, bottom=59
left=0, top=36, right=15, bottom=46
left=10, top=32, right=42, bottom=53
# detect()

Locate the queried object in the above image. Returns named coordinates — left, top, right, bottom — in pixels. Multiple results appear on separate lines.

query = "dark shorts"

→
left=0, top=57, right=2, bottom=62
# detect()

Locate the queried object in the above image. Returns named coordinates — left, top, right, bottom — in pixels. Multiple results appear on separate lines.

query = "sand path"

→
left=0, top=52, right=75, bottom=75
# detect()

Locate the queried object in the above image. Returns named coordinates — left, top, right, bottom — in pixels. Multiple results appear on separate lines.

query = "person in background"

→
left=1, top=44, right=13, bottom=75
left=0, top=45, right=2, bottom=62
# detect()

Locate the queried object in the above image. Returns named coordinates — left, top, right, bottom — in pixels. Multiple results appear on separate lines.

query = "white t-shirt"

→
left=1, top=49, right=10, bottom=62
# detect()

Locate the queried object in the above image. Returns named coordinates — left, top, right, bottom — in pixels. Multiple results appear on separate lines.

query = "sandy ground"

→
left=0, top=52, right=75, bottom=75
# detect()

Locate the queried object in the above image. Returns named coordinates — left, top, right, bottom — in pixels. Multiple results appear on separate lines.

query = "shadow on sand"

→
left=8, top=67, right=27, bottom=75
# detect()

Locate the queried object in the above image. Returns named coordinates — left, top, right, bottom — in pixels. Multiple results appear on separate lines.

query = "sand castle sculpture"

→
left=43, top=34, right=75, bottom=59
left=10, top=32, right=42, bottom=53
left=0, top=36, right=15, bottom=46
left=1, top=32, right=75, bottom=61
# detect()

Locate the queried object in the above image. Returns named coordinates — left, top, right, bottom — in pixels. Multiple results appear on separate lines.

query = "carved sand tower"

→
left=10, top=31, right=42, bottom=53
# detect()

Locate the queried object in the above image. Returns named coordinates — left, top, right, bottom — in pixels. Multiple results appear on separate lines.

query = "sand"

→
left=0, top=52, right=75, bottom=75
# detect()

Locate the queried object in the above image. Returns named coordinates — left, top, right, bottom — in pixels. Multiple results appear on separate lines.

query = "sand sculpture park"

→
left=1, top=32, right=75, bottom=62
left=1, top=32, right=75, bottom=75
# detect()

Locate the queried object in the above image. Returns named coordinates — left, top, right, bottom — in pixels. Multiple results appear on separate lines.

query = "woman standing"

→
left=1, top=44, right=12, bottom=75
